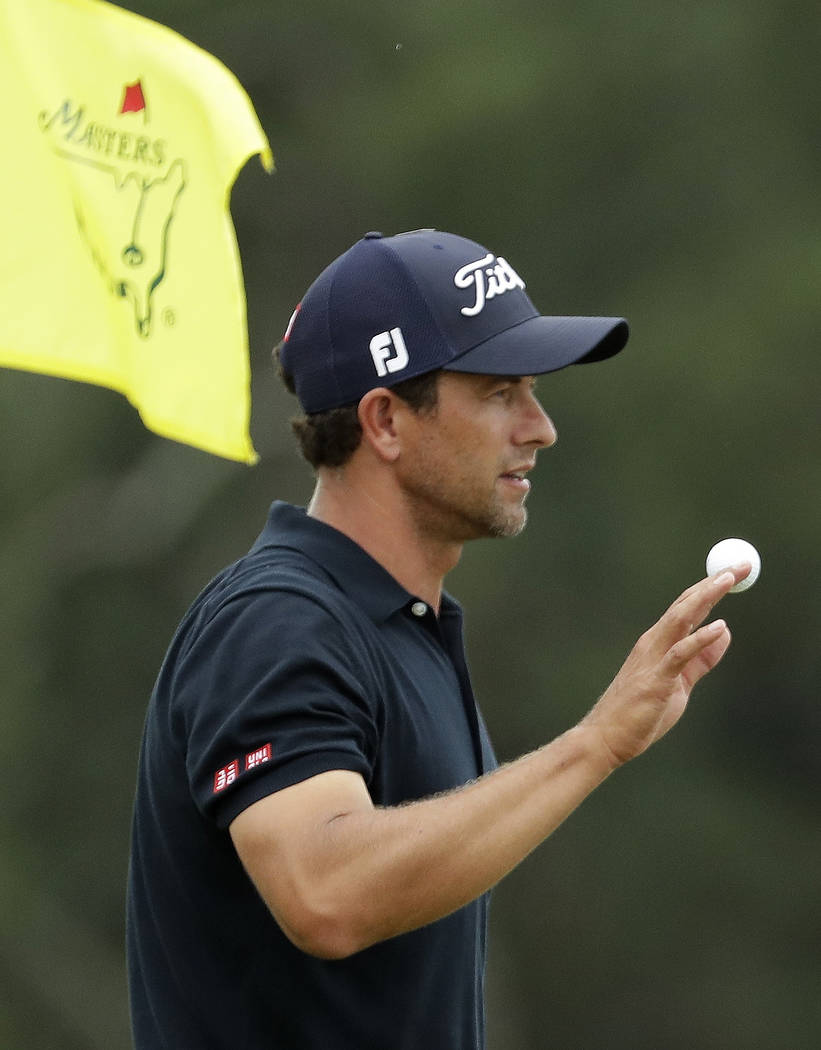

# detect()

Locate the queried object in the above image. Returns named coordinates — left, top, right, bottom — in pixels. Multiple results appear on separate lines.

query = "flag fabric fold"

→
left=0, top=0, right=273, bottom=463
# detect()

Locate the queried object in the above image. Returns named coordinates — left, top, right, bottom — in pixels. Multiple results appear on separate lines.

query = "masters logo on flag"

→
left=0, top=0, right=273, bottom=463
left=39, top=85, right=185, bottom=340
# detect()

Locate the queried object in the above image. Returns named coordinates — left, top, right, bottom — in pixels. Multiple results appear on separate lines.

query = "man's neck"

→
left=307, top=470, right=462, bottom=613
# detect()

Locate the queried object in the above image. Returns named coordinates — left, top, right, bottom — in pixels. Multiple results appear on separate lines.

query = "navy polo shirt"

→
left=128, top=501, right=497, bottom=1050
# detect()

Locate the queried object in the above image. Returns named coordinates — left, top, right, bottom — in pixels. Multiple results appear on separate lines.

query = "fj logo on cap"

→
left=454, top=253, right=526, bottom=317
left=370, top=327, right=409, bottom=377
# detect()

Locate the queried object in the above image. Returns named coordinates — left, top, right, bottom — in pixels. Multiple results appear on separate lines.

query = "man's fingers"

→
left=693, top=624, right=733, bottom=683
left=655, top=570, right=741, bottom=650
left=664, top=619, right=731, bottom=680
left=670, top=564, right=751, bottom=612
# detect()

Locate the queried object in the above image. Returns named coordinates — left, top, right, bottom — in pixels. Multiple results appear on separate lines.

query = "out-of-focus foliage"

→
left=2, top=1, right=819, bottom=1047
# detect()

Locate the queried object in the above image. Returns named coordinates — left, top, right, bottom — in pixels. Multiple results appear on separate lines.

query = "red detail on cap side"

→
left=213, top=760, right=240, bottom=793
left=120, top=80, right=146, bottom=115
left=246, top=743, right=272, bottom=770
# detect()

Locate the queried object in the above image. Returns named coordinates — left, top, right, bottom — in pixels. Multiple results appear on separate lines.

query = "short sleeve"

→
left=172, top=588, right=381, bottom=828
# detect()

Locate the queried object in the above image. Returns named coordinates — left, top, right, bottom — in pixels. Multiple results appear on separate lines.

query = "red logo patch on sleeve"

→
left=246, top=743, right=272, bottom=770
left=213, top=760, right=239, bottom=793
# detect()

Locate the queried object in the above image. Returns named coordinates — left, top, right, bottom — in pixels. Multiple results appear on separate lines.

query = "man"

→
left=127, top=229, right=749, bottom=1049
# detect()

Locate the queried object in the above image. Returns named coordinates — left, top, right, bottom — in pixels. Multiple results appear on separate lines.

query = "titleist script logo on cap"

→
left=454, top=253, right=526, bottom=317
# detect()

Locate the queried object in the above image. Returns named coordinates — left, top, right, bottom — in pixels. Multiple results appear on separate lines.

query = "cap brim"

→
left=443, top=315, right=629, bottom=376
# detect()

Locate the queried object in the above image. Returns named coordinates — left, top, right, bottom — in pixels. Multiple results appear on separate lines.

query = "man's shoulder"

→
left=163, top=542, right=377, bottom=689
left=173, top=500, right=409, bottom=665
left=196, top=541, right=350, bottom=623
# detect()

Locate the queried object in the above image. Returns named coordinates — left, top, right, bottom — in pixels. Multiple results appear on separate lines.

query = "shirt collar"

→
left=252, top=501, right=459, bottom=624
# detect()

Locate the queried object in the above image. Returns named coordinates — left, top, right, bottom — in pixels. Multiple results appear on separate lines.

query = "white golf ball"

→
left=705, top=538, right=761, bottom=592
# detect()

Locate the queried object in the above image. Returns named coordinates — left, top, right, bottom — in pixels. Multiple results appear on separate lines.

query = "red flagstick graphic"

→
left=120, top=79, right=147, bottom=115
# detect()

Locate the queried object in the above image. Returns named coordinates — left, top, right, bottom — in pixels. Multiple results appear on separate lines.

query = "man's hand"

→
left=581, top=564, right=751, bottom=769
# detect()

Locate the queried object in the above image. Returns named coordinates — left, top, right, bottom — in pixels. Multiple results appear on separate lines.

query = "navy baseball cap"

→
left=280, top=229, right=629, bottom=413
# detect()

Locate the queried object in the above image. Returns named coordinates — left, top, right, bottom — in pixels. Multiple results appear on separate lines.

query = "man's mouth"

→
left=499, top=468, right=532, bottom=491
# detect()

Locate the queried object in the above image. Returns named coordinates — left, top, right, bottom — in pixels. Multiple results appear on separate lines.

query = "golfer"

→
left=127, top=229, right=746, bottom=1049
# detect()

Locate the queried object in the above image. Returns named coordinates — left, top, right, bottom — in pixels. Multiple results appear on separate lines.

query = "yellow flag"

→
left=0, top=0, right=273, bottom=463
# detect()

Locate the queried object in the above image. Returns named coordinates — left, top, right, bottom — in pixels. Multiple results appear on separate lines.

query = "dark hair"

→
left=273, top=343, right=440, bottom=469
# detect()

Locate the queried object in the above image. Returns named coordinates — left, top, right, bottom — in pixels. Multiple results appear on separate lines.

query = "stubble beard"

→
left=486, top=502, right=528, bottom=539
left=404, top=465, right=530, bottom=544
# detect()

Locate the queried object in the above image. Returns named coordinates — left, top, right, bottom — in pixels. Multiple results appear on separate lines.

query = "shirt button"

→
left=410, top=601, right=428, bottom=617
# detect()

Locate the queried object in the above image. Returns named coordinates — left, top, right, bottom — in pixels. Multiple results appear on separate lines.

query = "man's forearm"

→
left=295, top=724, right=614, bottom=956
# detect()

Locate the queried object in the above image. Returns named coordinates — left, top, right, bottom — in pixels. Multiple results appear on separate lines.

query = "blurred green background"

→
left=2, top=1, right=819, bottom=1047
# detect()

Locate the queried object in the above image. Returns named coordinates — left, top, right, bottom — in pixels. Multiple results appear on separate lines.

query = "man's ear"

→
left=357, top=388, right=403, bottom=463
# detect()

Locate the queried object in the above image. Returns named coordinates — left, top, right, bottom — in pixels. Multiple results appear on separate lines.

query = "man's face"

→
left=395, top=372, right=557, bottom=543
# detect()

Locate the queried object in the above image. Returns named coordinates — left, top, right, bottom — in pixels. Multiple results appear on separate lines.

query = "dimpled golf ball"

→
left=706, top=538, right=761, bottom=592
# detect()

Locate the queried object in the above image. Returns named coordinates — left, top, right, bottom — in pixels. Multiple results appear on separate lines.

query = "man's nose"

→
left=519, top=393, right=557, bottom=449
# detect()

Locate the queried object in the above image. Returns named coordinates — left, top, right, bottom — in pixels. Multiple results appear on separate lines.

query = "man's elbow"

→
left=277, top=897, right=374, bottom=961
